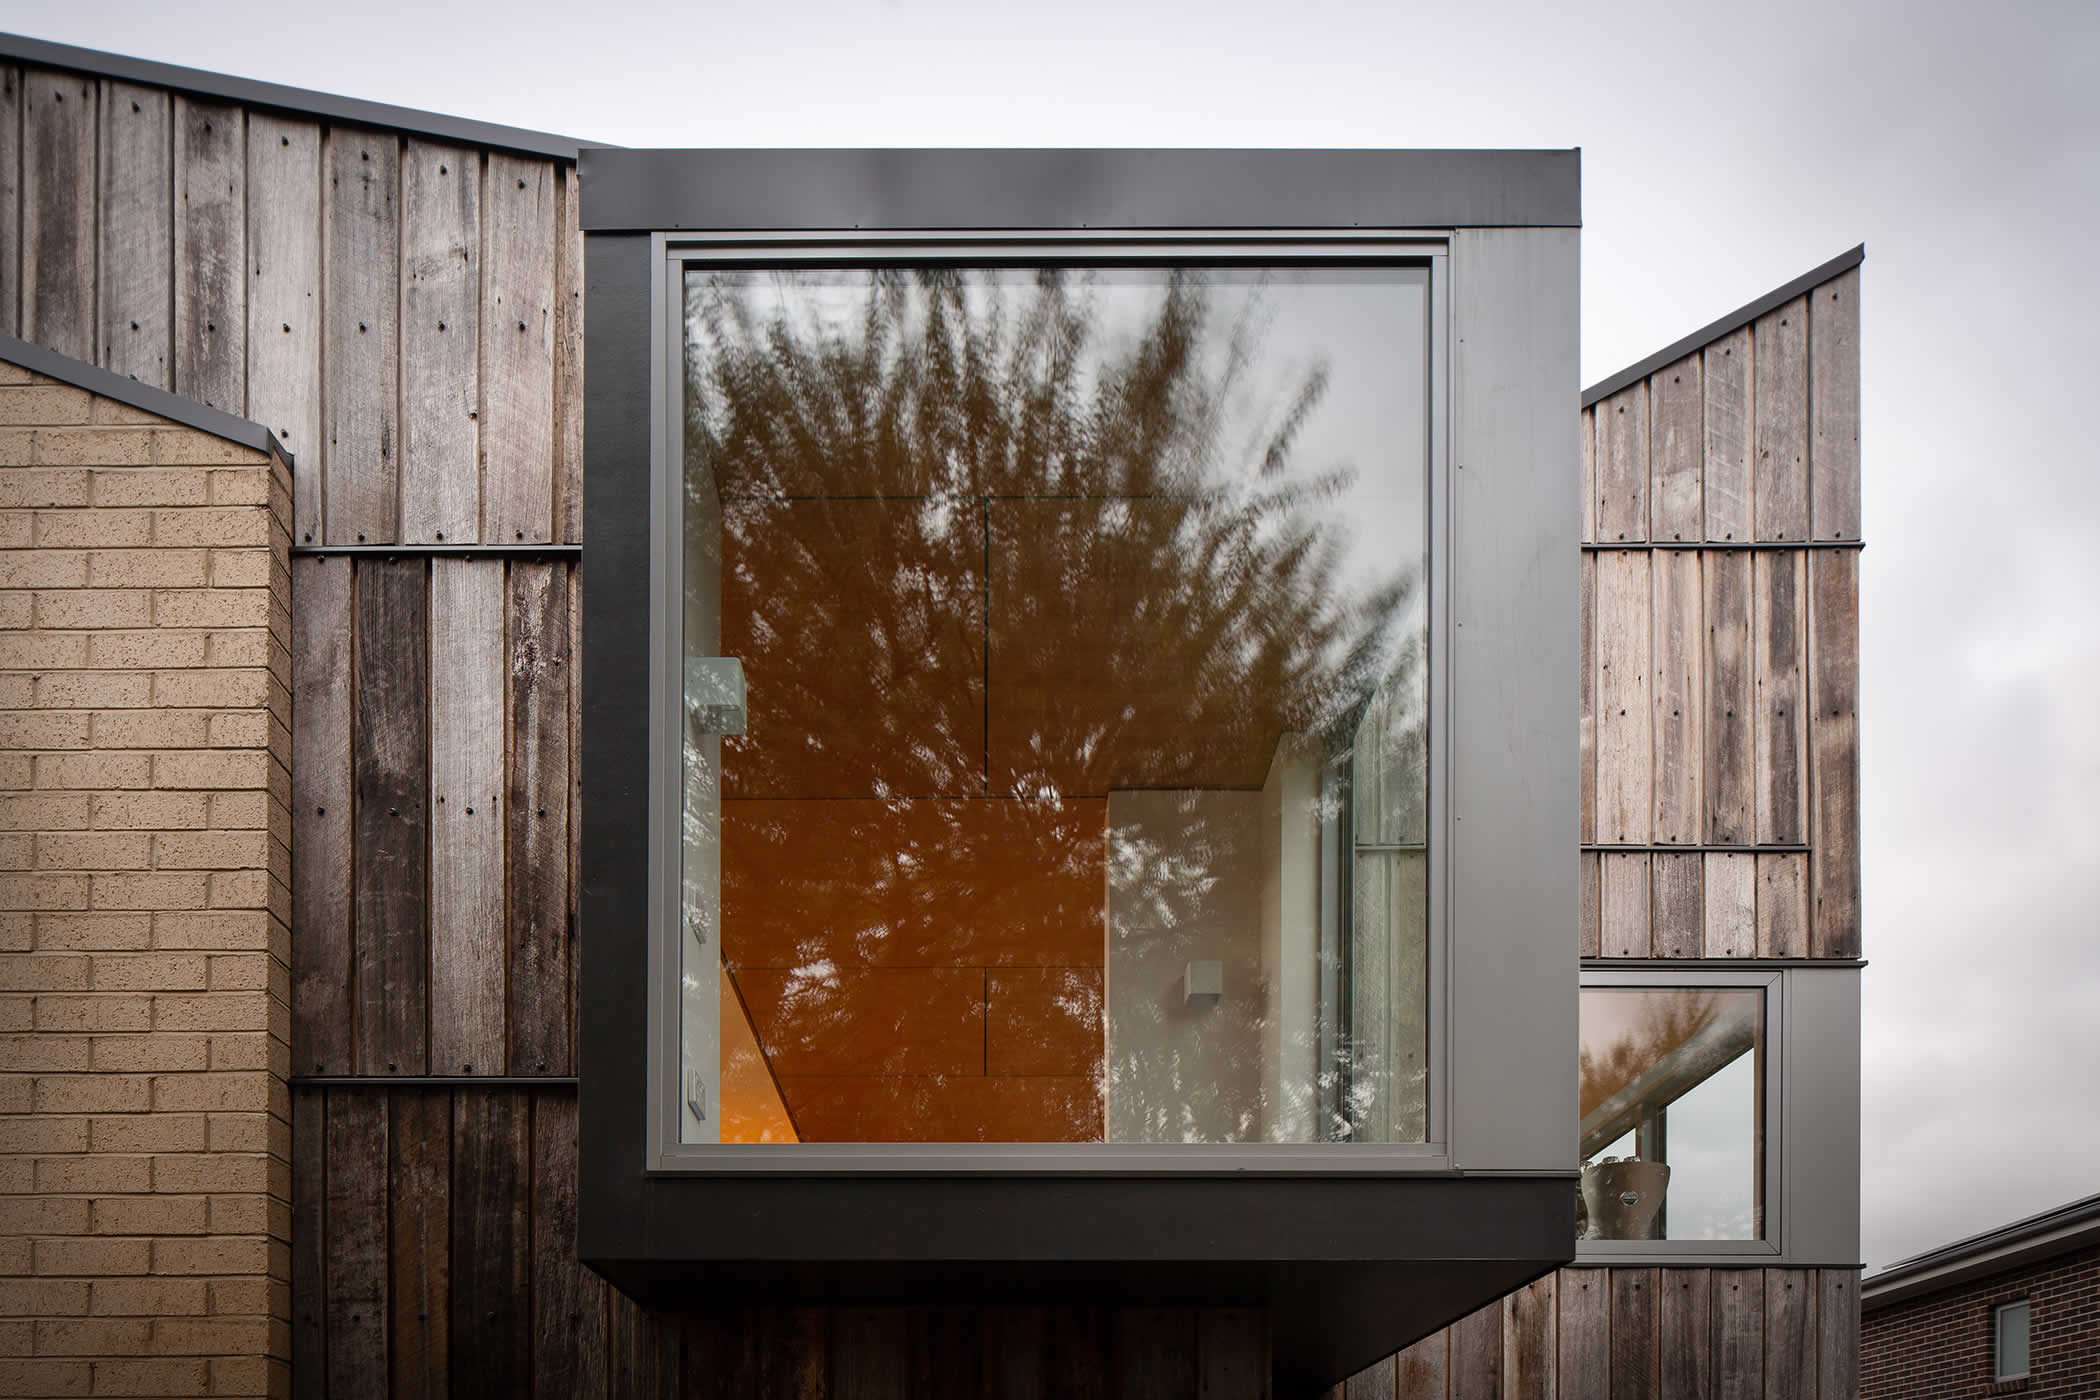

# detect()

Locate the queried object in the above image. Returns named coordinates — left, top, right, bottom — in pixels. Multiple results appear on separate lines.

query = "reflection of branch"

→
left=1579, top=1010, right=1755, bottom=1160
left=1580, top=989, right=1719, bottom=1118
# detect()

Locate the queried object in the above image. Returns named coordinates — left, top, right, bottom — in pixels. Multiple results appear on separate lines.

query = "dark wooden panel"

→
left=1392, top=1328, right=1445, bottom=1400
left=610, top=1290, right=680, bottom=1400
left=485, top=152, right=559, bottom=544
left=1114, top=1308, right=1197, bottom=1400
left=1752, top=550, right=1805, bottom=846
left=400, top=138, right=480, bottom=544
left=324, top=1092, right=389, bottom=1400
left=1763, top=1269, right=1814, bottom=1400
left=509, top=561, right=574, bottom=1073
left=97, top=81, right=172, bottom=387
left=1658, top=1268, right=1710, bottom=1400
left=1505, top=1273, right=1554, bottom=1400
left=324, top=126, right=401, bottom=544
left=1649, top=356, right=1701, bottom=543
left=247, top=112, right=324, bottom=538
left=353, top=557, right=430, bottom=1074
left=1344, top=1353, right=1394, bottom=1399
left=1751, top=299, right=1808, bottom=543
left=1702, top=549, right=1753, bottom=844
left=1817, top=1270, right=1859, bottom=1400
left=1047, top=1307, right=1116, bottom=1400
left=1557, top=1269, right=1608, bottom=1400
left=1610, top=1269, right=1657, bottom=1400
left=832, top=1308, right=910, bottom=1400
left=292, top=555, right=354, bottom=1074
left=1702, top=329, right=1752, bottom=544
left=1809, top=270, right=1861, bottom=542
left=1710, top=1271, right=1763, bottom=1400
left=683, top=1308, right=826, bottom=1400
left=291, top=1087, right=327, bottom=1400
left=531, top=1092, right=607, bottom=1400
left=1808, top=550, right=1860, bottom=958
left=389, top=1089, right=450, bottom=1400
left=981, top=1308, right=1050, bottom=1400
left=450, top=1091, right=532, bottom=1399
left=172, top=96, right=244, bottom=413
left=1595, top=382, right=1648, bottom=543
left=911, top=1307, right=987, bottom=1400
left=1197, top=1308, right=1268, bottom=1400
left=22, top=68, right=96, bottom=361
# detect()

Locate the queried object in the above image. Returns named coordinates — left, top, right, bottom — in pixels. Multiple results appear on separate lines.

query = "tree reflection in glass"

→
left=677, top=266, right=1429, bottom=1145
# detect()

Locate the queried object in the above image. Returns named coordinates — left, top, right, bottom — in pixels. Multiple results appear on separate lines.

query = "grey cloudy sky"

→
left=11, top=0, right=2095, bottom=1271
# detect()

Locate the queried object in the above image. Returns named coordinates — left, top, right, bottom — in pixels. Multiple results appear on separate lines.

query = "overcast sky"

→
left=10, top=0, right=2095, bottom=1271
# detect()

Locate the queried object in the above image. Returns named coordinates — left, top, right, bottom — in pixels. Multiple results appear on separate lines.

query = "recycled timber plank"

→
left=485, top=152, right=559, bottom=543
left=247, top=113, right=324, bottom=539
left=291, top=1087, right=327, bottom=1400
left=1595, top=383, right=1648, bottom=543
left=389, top=1089, right=452, bottom=1400
left=1809, top=268, right=1862, bottom=542
left=1652, top=548, right=1702, bottom=845
left=1198, top=1309, right=1269, bottom=1400
left=1610, top=1269, right=1657, bottom=1400
left=1394, top=1327, right=1447, bottom=1400
left=173, top=96, right=246, bottom=412
left=1649, top=355, right=1702, bottom=542
left=1752, top=299, right=1809, bottom=542
left=833, top=1308, right=911, bottom=1400
left=324, top=127, right=401, bottom=544
left=509, top=562, right=574, bottom=1073
left=1702, top=852, right=1757, bottom=959
left=1710, top=1272, right=1763, bottom=1400
left=1505, top=1273, right=1555, bottom=1400
left=1558, top=1269, right=1609, bottom=1400
left=1756, top=853, right=1809, bottom=959
left=1818, top=1271, right=1860, bottom=1400
left=684, top=1308, right=827, bottom=1400
left=401, top=139, right=481, bottom=543
left=1579, top=405, right=1596, bottom=544
left=1703, top=550, right=1754, bottom=844
left=1046, top=1307, right=1115, bottom=1400
left=533, top=1092, right=607, bottom=1400
left=1580, top=850, right=1602, bottom=958
left=1449, top=1297, right=1502, bottom=1400
left=1658, top=1268, right=1710, bottom=1399
left=353, top=557, right=430, bottom=1074
left=1601, top=851, right=1651, bottom=958
left=910, top=1307, right=986, bottom=1400
left=97, top=82, right=172, bottom=388
left=1752, top=550, right=1806, bottom=846
left=1580, top=550, right=1596, bottom=844
left=557, top=164, right=586, bottom=544
left=1809, top=550, right=1861, bottom=958
left=451, top=1091, right=533, bottom=1400
left=609, top=1290, right=679, bottom=1400
left=981, top=1308, right=1051, bottom=1400
left=566, top=565, right=583, bottom=1057
left=1595, top=550, right=1652, bottom=844
left=0, top=66, right=18, bottom=336
left=1764, top=1270, right=1816, bottom=1400
left=324, top=1092, right=389, bottom=1400
left=429, top=560, right=506, bottom=1073
left=1650, top=853, right=1703, bottom=959
left=22, top=67, right=97, bottom=361
left=1112, top=1307, right=1197, bottom=1400
left=291, top=556, right=353, bottom=1074
left=1344, top=1353, right=1394, bottom=1400
left=1702, top=328, right=1753, bottom=544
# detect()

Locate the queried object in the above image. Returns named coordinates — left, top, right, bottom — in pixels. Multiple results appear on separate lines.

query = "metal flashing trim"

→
left=0, top=331, right=292, bottom=470
left=1862, top=1192, right=2100, bottom=1309
left=0, top=31, right=596, bottom=160
left=579, top=147, right=1582, bottom=233
left=1582, top=243, right=1865, bottom=408
left=290, top=544, right=582, bottom=558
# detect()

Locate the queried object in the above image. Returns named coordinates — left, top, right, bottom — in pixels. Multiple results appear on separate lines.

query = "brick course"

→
left=0, top=365, right=291, bottom=1398
left=1863, top=1245, right=2100, bottom=1399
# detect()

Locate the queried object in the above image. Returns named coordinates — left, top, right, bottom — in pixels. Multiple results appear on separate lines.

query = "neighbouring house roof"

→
left=1862, top=1192, right=2100, bottom=1311
left=0, top=30, right=594, bottom=160
left=0, top=331, right=293, bottom=470
left=1582, top=242, right=1865, bottom=406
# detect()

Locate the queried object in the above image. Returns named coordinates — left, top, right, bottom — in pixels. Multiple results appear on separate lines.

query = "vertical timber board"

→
left=451, top=1090, right=533, bottom=1399
left=1579, top=851, right=1601, bottom=958
left=1752, top=551, right=1806, bottom=845
left=556, top=162, right=585, bottom=543
left=1506, top=1273, right=1555, bottom=1400
left=1579, top=549, right=1595, bottom=845
left=1448, top=1298, right=1501, bottom=1400
left=510, top=562, right=574, bottom=1072
left=1650, top=853, right=1702, bottom=959
left=1816, top=1271, right=1859, bottom=1400
left=1595, top=549, right=1652, bottom=844
left=1703, top=550, right=1754, bottom=844
left=532, top=1091, right=608, bottom=1400
left=1808, top=269, right=1861, bottom=542
left=291, top=556, right=354, bottom=1073
left=1601, top=851, right=1651, bottom=958
left=566, top=564, right=583, bottom=1064
left=247, top=114, right=323, bottom=539
left=1701, top=852, right=1756, bottom=960
left=324, top=1091, right=390, bottom=1400
left=485, top=152, right=559, bottom=543
left=609, top=1291, right=679, bottom=1400
left=1595, top=383, right=1648, bottom=543
left=1557, top=1269, right=1609, bottom=1400
left=400, top=139, right=481, bottom=543
left=1755, top=853, right=1808, bottom=959
left=1751, top=300, right=1808, bottom=543
left=1047, top=1308, right=1115, bottom=1400
left=173, top=96, right=245, bottom=412
left=834, top=1308, right=912, bottom=1400
left=1610, top=1270, right=1658, bottom=1400
left=97, top=81, right=172, bottom=387
left=291, top=1087, right=327, bottom=1400
left=1658, top=1269, right=1710, bottom=1400
left=981, top=1308, right=1050, bottom=1400
left=1198, top=1308, right=1269, bottom=1400
left=1763, top=1270, right=1815, bottom=1400
left=1702, top=328, right=1752, bottom=544
left=1393, top=1328, right=1446, bottom=1400
left=429, top=559, right=507, bottom=1073
left=1652, top=548, right=1702, bottom=845
left=21, top=68, right=97, bottom=361
left=1710, top=1272, right=1763, bottom=1400
left=910, top=1308, right=987, bottom=1400
left=1808, top=550, right=1861, bottom=958
left=1112, top=1308, right=1198, bottom=1400
left=0, top=65, right=17, bottom=335
left=353, top=557, right=431, bottom=1074
left=1344, top=1354, right=1393, bottom=1400
left=389, top=1089, right=452, bottom=1400
left=324, top=126, right=401, bottom=544
left=1649, top=355, right=1702, bottom=543
left=1579, top=405, right=1596, bottom=544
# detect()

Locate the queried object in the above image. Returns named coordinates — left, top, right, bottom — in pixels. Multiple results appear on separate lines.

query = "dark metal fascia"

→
left=0, top=31, right=598, bottom=160
left=0, top=331, right=292, bottom=472
left=1581, top=243, right=1865, bottom=408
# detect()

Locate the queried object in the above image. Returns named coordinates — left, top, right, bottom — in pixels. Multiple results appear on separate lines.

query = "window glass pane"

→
left=678, top=266, right=1430, bottom=1144
left=1578, top=987, right=1764, bottom=1240
left=1997, top=1302, right=2030, bottom=1379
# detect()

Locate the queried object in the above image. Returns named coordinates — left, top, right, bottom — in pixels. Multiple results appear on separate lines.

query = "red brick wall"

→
left=1862, top=1246, right=2099, bottom=1399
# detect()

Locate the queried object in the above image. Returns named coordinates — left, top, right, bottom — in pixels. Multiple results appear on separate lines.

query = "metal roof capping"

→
left=0, top=31, right=596, bottom=160
left=1862, top=1191, right=2100, bottom=1309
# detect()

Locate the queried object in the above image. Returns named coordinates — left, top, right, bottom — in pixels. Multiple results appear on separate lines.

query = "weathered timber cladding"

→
left=400, top=139, right=480, bottom=544
left=429, top=559, right=507, bottom=1074
left=98, top=82, right=172, bottom=386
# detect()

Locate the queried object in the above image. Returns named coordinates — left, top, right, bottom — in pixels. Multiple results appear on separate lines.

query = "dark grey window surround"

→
left=577, top=148, right=1580, bottom=1394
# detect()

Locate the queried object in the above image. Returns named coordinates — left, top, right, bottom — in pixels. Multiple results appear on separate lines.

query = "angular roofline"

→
left=1861, top=1191, right=2100, bottom=1311
left=1, top=31, right=596, bottom=160
left=1582, top=243, right=1865, bottom=408
left=0, top=331, right=292, bottom=471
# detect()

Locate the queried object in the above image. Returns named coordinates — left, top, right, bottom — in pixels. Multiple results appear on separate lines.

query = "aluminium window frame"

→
left=1994, top=1299, right=2031, bottom=1382
left=644, top=230, right=1456, bottom=1174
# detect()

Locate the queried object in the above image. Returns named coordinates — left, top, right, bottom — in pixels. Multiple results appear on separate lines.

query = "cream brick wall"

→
left=0, top=361, right=293, bottom=1399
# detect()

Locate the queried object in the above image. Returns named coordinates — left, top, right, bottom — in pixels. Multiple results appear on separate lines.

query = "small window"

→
left=1995, top=1300, right=2030, bottom=1381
